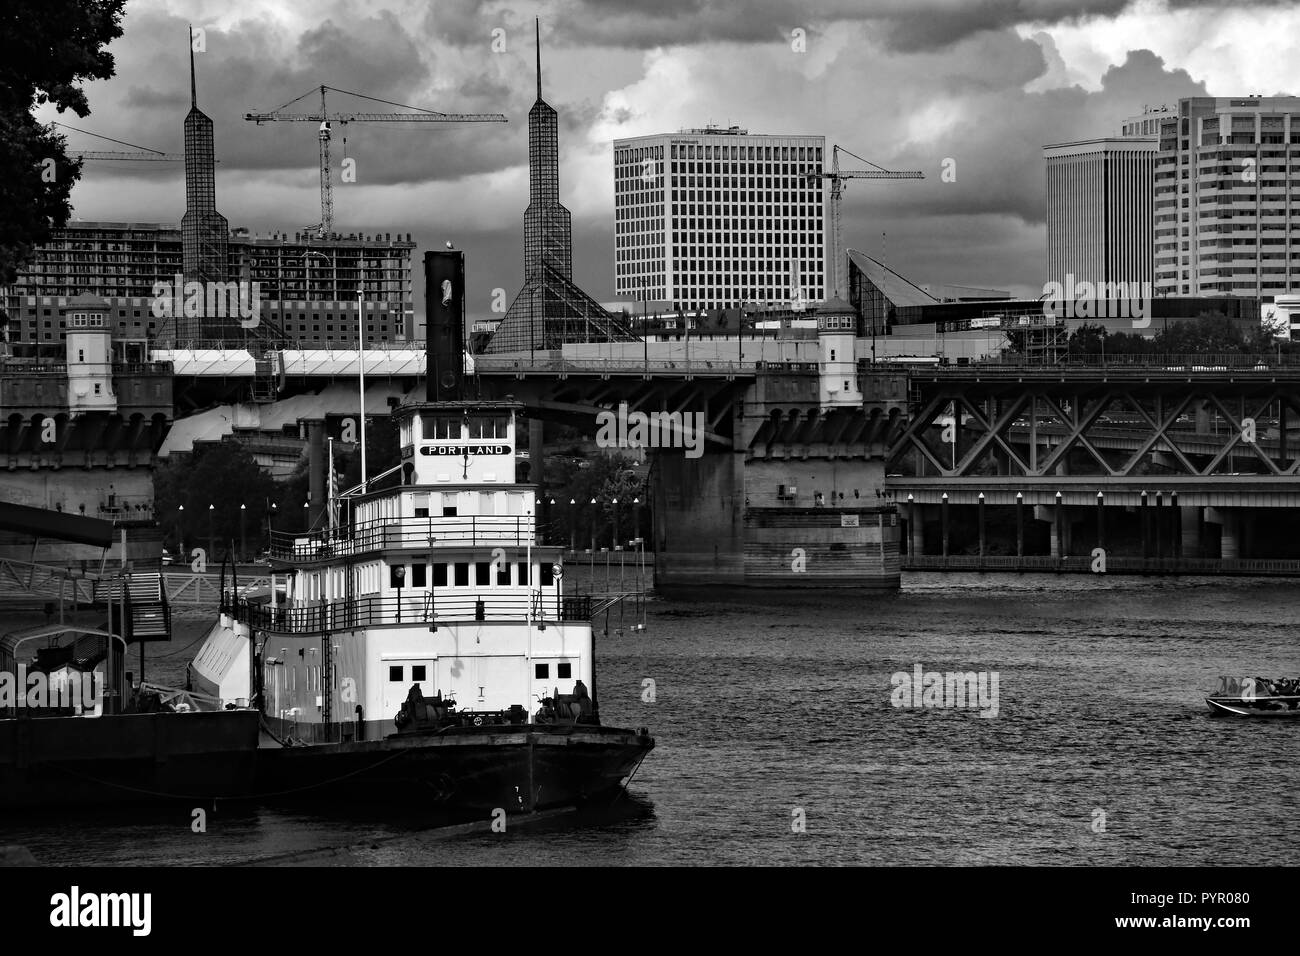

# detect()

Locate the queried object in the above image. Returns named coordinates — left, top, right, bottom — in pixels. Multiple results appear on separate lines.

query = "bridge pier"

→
left=1181, top=506, right=1202, bottom=558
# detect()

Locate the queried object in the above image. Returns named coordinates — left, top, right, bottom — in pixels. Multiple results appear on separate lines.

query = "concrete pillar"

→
left=1195, top=404, right=1211, bottom=433
left=909, top=504, right=925, bottom=556
left=1220, top=510, right=1240, bottom=560
left=1181, top=505, right=1202, bottom=558
left=940, top=495, right=950, bottom=557
left=307, top=419, right=326, bottom=530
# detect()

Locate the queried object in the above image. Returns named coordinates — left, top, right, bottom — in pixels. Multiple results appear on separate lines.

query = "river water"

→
left=5, top=573, right=1298, bottom=866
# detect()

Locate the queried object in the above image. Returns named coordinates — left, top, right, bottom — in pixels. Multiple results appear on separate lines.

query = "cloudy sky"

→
left=40, top=0, right=1300, bottom=320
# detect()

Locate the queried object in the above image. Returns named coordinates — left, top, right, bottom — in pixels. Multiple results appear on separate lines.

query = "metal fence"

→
left=904, top=554, right=1300, bottom=575
left=269, top=516, right=537, bottom=561
left=224, top=591, right=593, bottom=634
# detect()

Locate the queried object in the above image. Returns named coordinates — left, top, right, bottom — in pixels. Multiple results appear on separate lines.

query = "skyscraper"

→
left=613, top=127, right=826, bottom=312
left=1152, top=96, right=1300, bottom=300
left=179, top=26, right=232, bottom=342
left=1043, top=138, right=1156, bottom=293
left=485, top=21, right=635, bottom=354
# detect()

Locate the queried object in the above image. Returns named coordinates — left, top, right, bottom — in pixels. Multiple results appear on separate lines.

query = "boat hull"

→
left=254, top=724, right=654, bottom=815
left=1206, top=697, right=1300, bottom=718
left=0, top=710, right=261, bottom=809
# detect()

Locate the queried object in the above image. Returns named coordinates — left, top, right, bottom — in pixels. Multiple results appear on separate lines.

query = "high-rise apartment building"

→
left=613, top=127, right=826, bottom=312
left=1043, top=138, right=1156, bottom=292
left=1153, top=95, right=1300, bottom=298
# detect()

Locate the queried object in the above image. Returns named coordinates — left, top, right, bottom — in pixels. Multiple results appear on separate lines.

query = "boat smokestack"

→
left=424, top=248, right=466, bottom=401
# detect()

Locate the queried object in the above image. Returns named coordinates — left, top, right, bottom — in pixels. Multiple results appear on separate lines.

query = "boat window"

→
left=411, top=563, right=427, bottom=588
left=558, top=663, right=572, bottom=679
left=389, top=666, right=403, bottom=681
left=479, top=492, right=495, bottom=515
left=432, top=563, right=448, bottom=587
left=454, top=563, right=469, bottom=586
left=422, top=414, right=461, bottom=440
left=389, top=565, right=406, bottom=588
left=442, top=505, right=458, bottom=517
left=516, top=561, right=529, bottom=585
left=475, top=562, right=491, bottom=585
left=412, top=665, right=427, bottom=682
left=467, top=415, right=507, bottom=439
left=413, top=493, right=430, bottom=518
left=540, top=564, right=554, bottom=586
left=535, top=663, right=549, bottom=679
left=496, top=562, right=511, bottom=585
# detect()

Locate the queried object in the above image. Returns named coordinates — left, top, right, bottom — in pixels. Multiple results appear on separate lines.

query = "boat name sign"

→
left=420, top=444, right=512, bottom=456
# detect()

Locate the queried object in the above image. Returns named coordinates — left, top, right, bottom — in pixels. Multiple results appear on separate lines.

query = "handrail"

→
left=268, top=515, right=537, bottom=561
left=221, top=591, right=594, bottom=634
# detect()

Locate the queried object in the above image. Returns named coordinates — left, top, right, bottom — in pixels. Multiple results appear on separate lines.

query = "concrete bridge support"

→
left=1181, top=506, right=1202, bottom=558
left=1206, top=507, right=1247, bottom=559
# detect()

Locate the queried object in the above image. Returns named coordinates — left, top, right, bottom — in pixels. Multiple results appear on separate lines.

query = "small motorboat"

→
left=1206, top=676, right=1300, bottom=718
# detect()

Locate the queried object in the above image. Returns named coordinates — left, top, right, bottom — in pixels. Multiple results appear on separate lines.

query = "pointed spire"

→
left=188, top=24, right=196, bottom=108
left=535, top=18, right=542, bottom=102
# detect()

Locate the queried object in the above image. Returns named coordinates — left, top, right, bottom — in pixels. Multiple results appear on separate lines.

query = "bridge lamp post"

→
left=208, top=504, right=215, bottom=561
left=177, top=504, right=185, bottom=561
left=906, top=493, right=914, bottom=557
left=302, top=501, right=310, bottom=533
left=240, top=503, right=248, bottom=563
left=940, top=492, right=949, bottom=558
left=1015, top=492, right=1024, bottom=559
left=1054, top=490, right=1064, bottom=564
left=977, top=492, right=986, bottom=559
left=1096, top=491, right=1105, bottom=552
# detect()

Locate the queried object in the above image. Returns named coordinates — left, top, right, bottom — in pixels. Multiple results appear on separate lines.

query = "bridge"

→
left=884, top=353, right=1300, bottom=569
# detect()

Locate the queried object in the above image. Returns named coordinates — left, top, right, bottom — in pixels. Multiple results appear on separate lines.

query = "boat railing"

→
left=268, top=515, right=536, bottom=561
left=222, top=591, right=594, bottom=634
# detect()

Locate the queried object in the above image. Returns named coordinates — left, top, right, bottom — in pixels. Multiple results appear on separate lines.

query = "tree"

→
left=0, top=0, right=127, bottom=283
left=154, top=442, right=278, bottom=559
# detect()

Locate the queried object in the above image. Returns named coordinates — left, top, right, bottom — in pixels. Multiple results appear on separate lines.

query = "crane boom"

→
left=806, top=145, right=924, bottom=300
left=245, top=85, right=507, bottom=236
left=245, top=112, right=507, bottom=123
left=69, top=151, right=183, bottom=161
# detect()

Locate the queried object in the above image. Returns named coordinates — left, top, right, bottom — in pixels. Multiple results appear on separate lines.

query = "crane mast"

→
left=807, top=145, right=924, bottom=300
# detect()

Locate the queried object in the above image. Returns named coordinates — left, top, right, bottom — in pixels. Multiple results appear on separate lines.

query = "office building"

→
left=1043, top=138, right=1156, bottom=293
left=613, top=126, right=826, bottom=312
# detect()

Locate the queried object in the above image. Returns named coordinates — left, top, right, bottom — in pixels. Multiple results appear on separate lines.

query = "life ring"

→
left=174, top=701, right=192, bottom=713
left=472, top=715, right=483, bottom=726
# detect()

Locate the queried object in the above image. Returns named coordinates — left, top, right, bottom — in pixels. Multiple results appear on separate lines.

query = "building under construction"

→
left=1, top=38, right=415, bottom=350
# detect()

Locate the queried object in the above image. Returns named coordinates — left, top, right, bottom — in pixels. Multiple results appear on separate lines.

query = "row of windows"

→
left=386, top=662, right=572, bottom=683
left=388, top=561, right=553, bottom=588
left=419, top=414, right=508, bottom=441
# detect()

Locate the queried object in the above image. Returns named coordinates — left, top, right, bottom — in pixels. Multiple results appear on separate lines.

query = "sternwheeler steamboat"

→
left=187, top=394, right=654, bottom=815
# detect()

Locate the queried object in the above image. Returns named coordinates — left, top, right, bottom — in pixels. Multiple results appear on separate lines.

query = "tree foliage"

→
left=154, top=442, right=278, bottom=558
left=0, top=0, right=126, bottom=283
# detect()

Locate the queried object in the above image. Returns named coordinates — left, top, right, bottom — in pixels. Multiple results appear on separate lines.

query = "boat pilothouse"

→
left=197, top=401, right=596, bottom=741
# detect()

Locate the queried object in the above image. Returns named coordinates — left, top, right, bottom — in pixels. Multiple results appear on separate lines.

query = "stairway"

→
left=108, top=573, right=173, bottom=642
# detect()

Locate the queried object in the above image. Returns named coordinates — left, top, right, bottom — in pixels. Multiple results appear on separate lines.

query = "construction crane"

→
left=806, top=145, right=923, bottom=301
left=52, top=122, right=184, bottom=162
left=244, top=85, right=506, bottom=237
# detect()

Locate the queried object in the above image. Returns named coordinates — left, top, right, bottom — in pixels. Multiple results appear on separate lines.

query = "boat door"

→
left=382, top=659, right=436, bottom=717
left=436, top=656, right=528, bottom=712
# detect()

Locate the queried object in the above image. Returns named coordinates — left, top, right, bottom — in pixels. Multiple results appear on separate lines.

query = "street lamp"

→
left=177, top=504, right=185, bottom=560
left=239, top=503, right=248, bottom=563
left=207, top=503, right=215, bottom=560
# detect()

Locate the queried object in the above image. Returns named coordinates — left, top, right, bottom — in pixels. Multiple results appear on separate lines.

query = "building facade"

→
left=613, top=127, right=826, bottom=312
left=1043, top=138, right=1156, bottom=293
left=1153, top=95, right=1300, bottom=300
left=1, top=222, right=415, bottom=347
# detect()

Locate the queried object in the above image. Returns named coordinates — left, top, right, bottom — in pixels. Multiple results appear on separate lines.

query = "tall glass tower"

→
left=179, top=27, right=231, bottom=343
left=485, top=21, right=636, bottom=354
